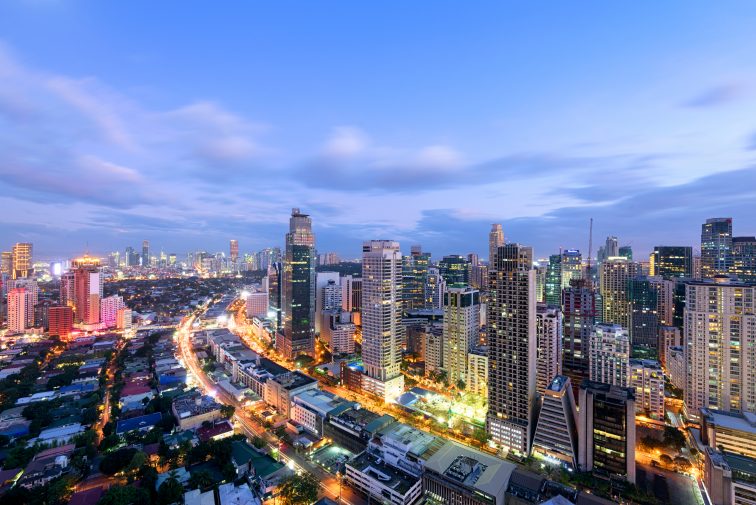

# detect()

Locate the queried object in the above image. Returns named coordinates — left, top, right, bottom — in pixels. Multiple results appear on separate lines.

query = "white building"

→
left=467, top=346, right=489, bottom=397
left=315, top=271, right=339, bottom=334
left=536, top=304, right=563, bottom=395
left=100, top=295, right=126, bottom=328
left=320, top=311, right=356, bottom=355
left=589, top=323, right=630, bottom=387
left=442, top=286, right=480, bottom=386
left=360, top=240, right=404, bottom=402
left=668, top=346, right=685, bottom=391
left=245, top=291, right=269, bottom=319
left=629, top=359, right=665, bottom=420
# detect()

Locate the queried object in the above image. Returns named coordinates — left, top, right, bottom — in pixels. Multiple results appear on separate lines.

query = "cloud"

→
left=323, top=126, right=368, bottom=158
left=683, top=83, right=746, bottom=108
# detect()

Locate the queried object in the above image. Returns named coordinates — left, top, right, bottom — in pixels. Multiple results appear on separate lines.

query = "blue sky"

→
left=1, top=1, right=756, bottom=260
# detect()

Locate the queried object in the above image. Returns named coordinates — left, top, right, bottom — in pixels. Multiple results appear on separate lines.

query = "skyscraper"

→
left=361, top=240, right=404, bottom=401
left=599, top=257, right=637, bottom=329
left=443, top=286, right=480, bottom=386
left=560, top=249, right=583, bottom=289
left=701, top=218, right=733, bottom=278
left=268, top=262, right=282, bottom=331
left=278, top=208, right=316, bottom=359
left=531, top=375, right=579, bottom=470
left=72, top=256, right=103, bottom=325
left=230, top=239, right=239, bottom=266
left=0, top=251, right=12, bottom=275
left=562, top=279, right=597, bottom=402
left=438, top=255, right=470, bottom=286
left=536, top=304, right=562, bottom=395
left=650, top=246, right=693, bottom=279
left=315, top=271, right=339, bottom=334
left=8, top=287, right=34, bottom=333
left=402, top=245, right=431, bottom=311
left=588, top=323, right=630, bottom=387
left=11, top=242, right=33, bottom=279
left=732, top=236, right=756, bottom=283
left=684, top=277, right=756, bottom=421
left=486, top=243, right=536, bottom=455
left=544, top=254, right=562, bottom=307
left=627, top=277, right=659, bottom=352
left=488, top=224, right=504, bottom=266
left=142, top=240, right=150, bottom=267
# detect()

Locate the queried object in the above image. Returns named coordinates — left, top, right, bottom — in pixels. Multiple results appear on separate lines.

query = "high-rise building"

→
left=72, top=256, right=103, bottom=325
left=8, top=287, right=34, bottom=333
left=425, top=267, right=446, bottom=311
left=470, top=264, right=488, bottom=291
left=0, top=251, right=12, bottom=275
left=650, top=246, right=693, bottom=279
left=544, top=254, right=562, bottom=307
left=618, top=245, right=633, bottom=261
left=577, top=380, right=636, bottom=484
left=11, top=242, right=33, bottom=279
left=588, top=323, right=630, bottom=387
left=732, top=236, right=756, bottom=284
left=402, top=246, right=431, bottom=311
left=599, top=257, right=637, bottom=329
left=278, top=208, right=316, bottom=359
left=443, top=286, right=480, bottom=386
left=48, top=305, right=74, bottom=338
left=629, top=359, right=665, bottom=420
left=534, top=261, right=548, bottom=303
left=684, top=277, right=756, bottom=421
left=315, top=271, right=339, bottom=334
left=438, top=255, right=470, bottom=286
left=100, top=295, right=126, bottom=328
left=562, top=279, right=597, bottom=403
left=536, top=303, right=562, bottom=395
left=488, top=224, right=504, bottom=266
left=627, top=277, right=659, bottom=352
left=532, top=375, right=579, bottom=470
left=361, top=240, right=405, bottom=401
left=230, top=239, right=239, bottom=266
left=60, top=271, right=75, bottom=307
left=647, top=276, right=675, bottom=327
left=701, top=218, right=733, bottom=279
left=486, top=243, right=536, bottom=455
left=141, top=240, right=150, bottom=268
left=597, top=236, right=619, bottom=265
left=267, top=262, right=282, bottom=330
left=467, top=346, right=489, bottom=397
left=560, top=250, right=582, bottom=289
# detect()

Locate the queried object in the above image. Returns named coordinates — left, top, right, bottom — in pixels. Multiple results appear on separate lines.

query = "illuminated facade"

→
left=536, top=303, right=562, bottom=395
left=650, top=246, right=693, bottom=279
left=402, top=245, right=431, bottom=311
left=11, top=242, right=33, bottom=279
left=72, top=256, right=103, bottom=325
left=701, top=217, right=733, bottom=279
left=588, top=323, right=630, bottom=388
left=732, top=236, right=756, bottom=284
left=599, top=256, right=638, bottom=329
left=561, top=279, right=596, bottom=403
left=488, top=223, right=504, bottom=266
left=443, top=286, right=480, bottom=385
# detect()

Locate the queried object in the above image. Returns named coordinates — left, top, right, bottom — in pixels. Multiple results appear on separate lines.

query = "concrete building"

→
left=315, top=272, right=340, bottom=334
left=48, top=305, right=74, bottom=338
left=599, top=257, right=638, bottom=329
left=561, top=279, right=597, bottom=403
left=424, top=324, right=445, bottom=377
left=488, top=224, right=504, bottom=267
left=588, top=323, right=630, bottom=388
left=245, top=291, right=269, bottom=319
left=8, top=287, right=34, bottom=333
left=703, top=448, right=756, bottom=505
left=650, top=246, right=693, bottom=279
left=701, top=218, right=733, bottom=279
left=531, top=376, right=579, bottom=470
left=11, top=242, right=33, bottom=279
left=702, top=409, right=756, bottom=460
left=578, top=380, right=636, bottom=484
left=667, top=346, right=685, bottom=391
left=290, top=389, right=353, bottom=437
left=536, top=304, right=562, bottom=395
left=684, top=277, right=756, bottom=421
left=467, top=346, right=489, bottom=397
left=171, top=391, right=223, bottom=430
left=320, top=310, right=356, bottom=355
left=486, top=243, right=537, bottom=456
left=263, top=371, right=318, bottom=418
left=629, top=359, right=665, bottom=420
left=100, top=295, right=125, bottom=328
left=72, top=256, right=103, bottom=325
left=360, top=240, right=405, bottom=402
left=344, top=452, right=422, bottom=505
left=442, top=286, right=480, bottom=386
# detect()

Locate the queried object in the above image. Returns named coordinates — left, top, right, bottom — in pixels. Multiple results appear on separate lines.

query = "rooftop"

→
left=116, top=412, right=162, bottom=434
left=273, top=371, right=317, bottom=390
left=348, top=451, right=419, bottom=496
left=702, top=408, right=756, bottom=434
left=580, top=379, right=635, bottom=401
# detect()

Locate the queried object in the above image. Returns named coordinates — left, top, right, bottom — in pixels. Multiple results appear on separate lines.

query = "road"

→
left=177, top=310, right=366, bottom=505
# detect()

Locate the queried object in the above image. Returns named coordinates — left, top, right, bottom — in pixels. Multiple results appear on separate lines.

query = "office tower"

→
left=544, top=254, right=562, bottom=307
left=562, top=279, right=597, bottom=402
left=536, top=303, right=562, bottom=395
left=48, top=305, right=74, bottom=338
left=467, top=346, right=489, bottom=397
left=0, top=251, right=12, bottom=275
left=278, top=208, right=316, bottom=359
left=72, top=256, right=103, bottom=325
left=100, top=295, right=126, bottom=328
left=532, top=376, right=579, bottom=470
left=629, top=359, right=665, bottom=420
left=701, top=218, right=733, bottom=278
left=230, top=239, right=239, bottom=265
left=600, top=257, right=637, bottom=329
left=470, top=264, right=488, bottom=291
left=60, top=271, right=75, bottom=307
left=141, top=240, right=150, bottom=267
left=578, top=380, right=636, bottom=484
left=8, top=287, right=34, bottom=333
left=361, top=240, right=405, bottom=401
left=650, top=246, right=693, bottom=279
left=618, top=245, right=633, bottom=261
left=438, top=255, right=470, bottom=286
left=684, top=278, right=756, bottom=421
left=402, top=246, right=431, bottom=311
left=647, top=276, right=675, bottom=327
left=11, top=242, right=33, bottom=279
left=560, top=249, right=582, bottom=289
left=443, top=286, right=480, bottom=386
left=468, top=253, right=479, bottom=266
left=597, top=236, right=619, bottom=265
left=732, top=236, right=756, bottom=283
left=534, top=262, right=548, bottom=303
left=425, top=267, right=446, bottom=310
left=627, top=277, right=659, bottom=352
left=489, top=224, right=504, bottom=266
left=315, top=271, right=339, bottom=334
left=267, top=262, right=282, bottom=330
left=589, top=323, right=630, bottom=387
left=486, top=243, right=537, bottom=455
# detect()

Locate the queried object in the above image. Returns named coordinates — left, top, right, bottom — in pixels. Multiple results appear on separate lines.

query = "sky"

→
left=1, top=1, right=756, bottom=261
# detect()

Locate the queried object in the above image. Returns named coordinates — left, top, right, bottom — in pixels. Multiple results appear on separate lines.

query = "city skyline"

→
left=1, top=3, right=756, bottom=257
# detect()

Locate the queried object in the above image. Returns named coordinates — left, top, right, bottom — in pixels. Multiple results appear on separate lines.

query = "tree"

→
left=100, top=447, right=137, bottom=475
left=189, top=469, right=214, bottom=490
left=456, top=379, right=466, bottom=391
left=278, top=472, right=319, bottom=505
left=663, top=426, right=686, bottom=451
left=99, top=434, right=121, bottom=452
left=99, top=485, right=150, bottom=505
left=158, top=476, right=184, bottom=505
left=3, top=444, right=38, bottom=469
left=125, top=451, right=148, bottom=475
left=46, top=475, right=77, bottom=505
left=220, top=404, right=235, bottom=419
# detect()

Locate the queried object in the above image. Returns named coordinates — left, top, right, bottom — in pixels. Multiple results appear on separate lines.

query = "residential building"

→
left=320, top=310, right=356, bottom=355
left=588, top=323, right=630, bottom=388
left=701, top=218, right=734, bottom=279
left=72, top=256, right=103, bottom=325
left=560, top=249, right=583, bottom=289
left=171, top=391, right=222, bottom=430
left=732, top=236, right=756, bottom=283
left=536, top=304, right=562, bottom=395
left=561, top=279, right=597, bottom=403
left=11, top=242, right=33, bottom=279
left=627, top=277, right=659, bottom=351
left=48, top=305, right=74, bottom=338
left=100, top=295, right=125, bottom=328
left=315, top=271, right=339, bottom=334
left=668, top=346, right=685, bottom=391
left=599, top=257, right=637, bottom=329
left=489, top=224, right=504, bottom=267
left=531, top=376, right=579, bottom=470
left=263, top=371, right=318, bottom=418
left=629, top=359, right=665, bottom=420
left=467, top=346, right=489, bottom=397
left=443, top=286, right=480, bottom=386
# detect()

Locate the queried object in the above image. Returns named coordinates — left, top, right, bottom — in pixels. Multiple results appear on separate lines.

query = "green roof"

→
left=231, top=441, right=284, bottom=477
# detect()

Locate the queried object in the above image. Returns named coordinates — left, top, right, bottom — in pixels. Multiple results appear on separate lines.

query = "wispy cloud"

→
left=683, top=83, right=747, bottom=108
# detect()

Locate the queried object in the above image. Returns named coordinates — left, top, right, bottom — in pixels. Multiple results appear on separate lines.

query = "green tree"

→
left=158, top=476, right=184, bottom=505
left=99, top=485, right=150, bottom=505
left=278, top=472, right=319, bottom=505
left=220, top=404, right=235, bottom=419
left=456, top=379, right=466, bottom=391
left=663, top=426, right=686, bottom=451
left=125, top=451, right=148, bottom=475
left=3, top=444, right=38, bottom=469
left=46, top=475, right=77, bottom=505
left=100, top=447, right=137, bottom=475
left=189, top=469, right=214, bottom=490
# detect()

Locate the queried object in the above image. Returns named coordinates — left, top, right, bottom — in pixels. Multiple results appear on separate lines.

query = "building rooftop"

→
left=273, top=371, right=317, bottom=390
left=424, top=441, right=516, bottom=501
left=116, top=412, right=162, bottom=434
left=702, top=408, right=756, bottom=434
left=172, top=391, right=222, bottom=418
left=348, top=451, right=419, bottom=496
left=292, top=389, right=351, bottom=415
left=579, top=379, right=636, bottom=401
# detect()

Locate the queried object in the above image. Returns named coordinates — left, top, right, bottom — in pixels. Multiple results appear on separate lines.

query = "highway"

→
left=176, top=311, right=366, bottom=504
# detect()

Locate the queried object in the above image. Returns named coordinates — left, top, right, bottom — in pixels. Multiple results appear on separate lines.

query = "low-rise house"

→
left=116, top=412, right=162, bottom=436
left=18, top=444, right=75, bottom=489
left=35, top=423, right=84, bottom=446
left=217, top=482, right=261, bottom=505
left=172, top=391, right=222, bottom=430
left=197, top=420, right=235, bottom=442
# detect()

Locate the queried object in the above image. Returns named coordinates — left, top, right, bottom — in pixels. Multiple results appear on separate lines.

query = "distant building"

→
left=701, top=218, right=733, bottom=279
left=732, top=236, right=756, bottom=283
left=11, top=242, right=33, bottom=279
left=650, top=246, right=693, bottom=279
left=599, top=257, right=638, bottom=329
left=100, top=295, right=125, bottom=328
